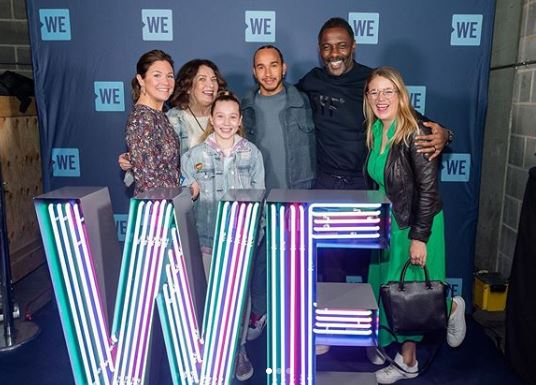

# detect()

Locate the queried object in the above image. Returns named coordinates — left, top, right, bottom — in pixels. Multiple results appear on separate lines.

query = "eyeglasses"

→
left=366, top=88, right=398, bottom=100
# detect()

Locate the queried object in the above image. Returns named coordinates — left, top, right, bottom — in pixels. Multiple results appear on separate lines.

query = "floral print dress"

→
left=125, top=104, right=180, bottom=195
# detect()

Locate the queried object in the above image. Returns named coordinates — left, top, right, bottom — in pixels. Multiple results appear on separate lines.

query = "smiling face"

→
left=190, top=64, right=219, bottom=110
left=366, top=75, right=400, bottom=127
left=253, top=47, right=287, bottom=96
left=136, top=60, right=175, bottom=107
left=319, top=27, right=356, bottom=76
left=210, top=99, right=242, bottom=142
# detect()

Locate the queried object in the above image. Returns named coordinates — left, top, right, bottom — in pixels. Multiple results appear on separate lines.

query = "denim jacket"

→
left=181, top=134, right=265, bottom=248
left=166, top=107, right=206, bottom=156
left=241, top=82, right=316, bottom=189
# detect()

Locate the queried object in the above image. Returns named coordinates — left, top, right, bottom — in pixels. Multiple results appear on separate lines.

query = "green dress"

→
left=366, top=119, right=447, bottom=347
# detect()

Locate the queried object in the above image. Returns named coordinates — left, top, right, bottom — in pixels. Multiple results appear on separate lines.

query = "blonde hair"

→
left=200, top=93, right=245, bottom=142
left=363, top=67, right=420, bottom=149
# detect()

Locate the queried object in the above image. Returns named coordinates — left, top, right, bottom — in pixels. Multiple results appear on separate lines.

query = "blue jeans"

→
left=250, top=235, right=267, bottom=316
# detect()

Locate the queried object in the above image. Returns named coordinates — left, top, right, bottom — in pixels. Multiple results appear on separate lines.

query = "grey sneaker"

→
left=447, top=296, right=467, bottom=347
left=375, top=353, right=418, bottom=384
left=235, top=346, right=254, bottom=381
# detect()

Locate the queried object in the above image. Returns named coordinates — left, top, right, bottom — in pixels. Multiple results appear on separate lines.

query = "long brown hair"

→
left=200, top=93, right=245, bottom=142
left=363, top=66, right=419, bottom=149
left=168, top=59, right=227, bottom=109
left=131, top=50, right=174, bottom=102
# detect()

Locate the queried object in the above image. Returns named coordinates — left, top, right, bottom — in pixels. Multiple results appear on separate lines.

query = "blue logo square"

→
left=94, top=81, right=125, bottom=112
left=348, top=12, right=379, bottom=45
left=407, top=86, right=426, bottom=115
left=52, top=148, right=80, bottom=177
left=114, top=214, right=128, bottom=242
left=446, top=278, right=463, bottom=299
left=142, top=9, right=173, bottom=41
left=245, top=11, right=276, bottom=42
left=39, top=9, right=71, bottom=41
left=451, top=14, right=483, bottom=46
left=441, top=153, right=471, bottom=182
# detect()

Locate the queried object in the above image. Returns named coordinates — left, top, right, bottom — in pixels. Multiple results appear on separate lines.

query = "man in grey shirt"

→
left=237, top=45, right=315, bottom=381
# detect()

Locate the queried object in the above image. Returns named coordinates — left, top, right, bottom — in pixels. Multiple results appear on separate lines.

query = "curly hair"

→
left=168, top=59, right=227, bottom=109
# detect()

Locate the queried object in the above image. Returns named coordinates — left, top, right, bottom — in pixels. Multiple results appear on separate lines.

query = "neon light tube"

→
left=289, top=205, right=297, bottom=385
left=312, top=234, right=381, bottom=239
left=48, top=204, right=94, bottom=384
left=270, top=204, right=277, bottom=385
left=221, top=203, right=253, bottom=385
left=201, top=202, right=236, bottom=385
left=298, top=204, right=306, bottom=385
left=162, top=283, right=192, bottom=385
left=135, top=201, right=171, bottom=381
left=313, top=329, right=373, bottom=336
left=315, top=322, right=372, bottom=329
left=166, top=259, right=198, bottom=383
left=311, top=203, right=382, bottom=209
left=313, top=226, right=381, bottom=232
left=72, top=204, right=114, bottom=375
left=112, top=201, right=145, bottom=343
left=125, top=200, right=160, bottom=382
left=315, top=309, right=373, bottom=316
left=114, top=200, right=151, bottom=385
left=66, top=204, right=111, bottom=384
left=313, top=218, right=381, bottom=224
left=165, top=268, right=197, bottom=385
left=56, top=203, right=101, bottom=384
left=316, top=316, right=372, bottom=322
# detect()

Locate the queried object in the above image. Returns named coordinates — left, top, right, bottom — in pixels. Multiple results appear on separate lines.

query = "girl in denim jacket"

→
left=181, top=93, right=265, bottom=270
left=181, top=93, right=264, bottom=381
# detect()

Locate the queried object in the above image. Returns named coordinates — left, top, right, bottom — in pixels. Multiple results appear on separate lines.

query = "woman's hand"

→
left=190, top=181, right=200, bottom=200
left=118, top=153, right=133, bottom=171
left=410, top=239, right=427, bottom=267
left=415, top=122, right=448, bottom=161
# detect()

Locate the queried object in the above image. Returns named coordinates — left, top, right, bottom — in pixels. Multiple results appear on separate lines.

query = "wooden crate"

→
left=0, top=96, right=45, bottom=282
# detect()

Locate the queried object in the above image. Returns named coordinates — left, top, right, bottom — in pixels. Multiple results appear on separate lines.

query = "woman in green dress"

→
left=363, top=67, right=466, bottom=384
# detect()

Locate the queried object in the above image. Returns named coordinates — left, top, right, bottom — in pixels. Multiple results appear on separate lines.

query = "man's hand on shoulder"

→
left=415, top=122, right=449, bottom=161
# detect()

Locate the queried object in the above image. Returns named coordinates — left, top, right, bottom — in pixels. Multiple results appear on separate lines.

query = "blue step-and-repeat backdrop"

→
left=26, top=0, right=495, bottom=302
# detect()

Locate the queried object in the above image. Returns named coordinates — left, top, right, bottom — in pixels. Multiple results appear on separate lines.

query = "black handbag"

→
left=380, top=259, right=448, bottom=335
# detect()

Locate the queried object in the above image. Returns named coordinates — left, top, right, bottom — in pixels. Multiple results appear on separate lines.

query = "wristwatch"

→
left=447, top=129, right=454, bottom=145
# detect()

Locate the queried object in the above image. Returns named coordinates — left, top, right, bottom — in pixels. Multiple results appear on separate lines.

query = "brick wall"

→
left=497, top=0, right=536, bottom=274
left=0, top=0, right=32, bottom=77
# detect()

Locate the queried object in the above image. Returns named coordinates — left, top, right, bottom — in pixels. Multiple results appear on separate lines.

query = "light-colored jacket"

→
left=181, top=134, right=265, bottom=248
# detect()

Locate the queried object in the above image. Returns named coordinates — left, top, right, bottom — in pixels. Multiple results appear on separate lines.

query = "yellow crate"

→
left=473, top=273, right=508, bottom=311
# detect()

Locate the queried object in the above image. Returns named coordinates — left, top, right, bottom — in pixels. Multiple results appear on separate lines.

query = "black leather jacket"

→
left=365, top=123, right=442, bottom=242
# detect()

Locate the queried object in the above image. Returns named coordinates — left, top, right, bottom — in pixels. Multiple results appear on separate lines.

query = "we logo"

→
left=441, top=153, right=471, bottom=182
left=142, top=9, right=173, bottom=41
left=94, top=81, right=124, bottom=112
left=245, top=11, right=276, bottom=42
left=407, top=86, right=427, bottom=115
left=450, top=14, right=483, bottom=46
left=348, top=13, right=380, bottom=45
left=39, top=9, right=71, bottom=41
left=51, top=148, right=80, bottom=177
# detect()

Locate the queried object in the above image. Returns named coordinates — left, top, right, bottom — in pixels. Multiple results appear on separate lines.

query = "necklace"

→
left=187, top=106, right=206, bottom=133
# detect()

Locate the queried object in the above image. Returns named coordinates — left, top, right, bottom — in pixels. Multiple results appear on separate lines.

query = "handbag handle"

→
left=398, top=259, right=432, bottom=291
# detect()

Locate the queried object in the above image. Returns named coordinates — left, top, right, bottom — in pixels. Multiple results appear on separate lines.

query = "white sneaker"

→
left=375, top=353, right=418, bottom=384
left=366, top=346, right=386, bottom=365
left=247, top=313, right=267, bottom=341
left=447, top=296, right=467, bottom=347
left=315, top=345, right=330, bottom=355
left=235, top=346, right=254, bottom=381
